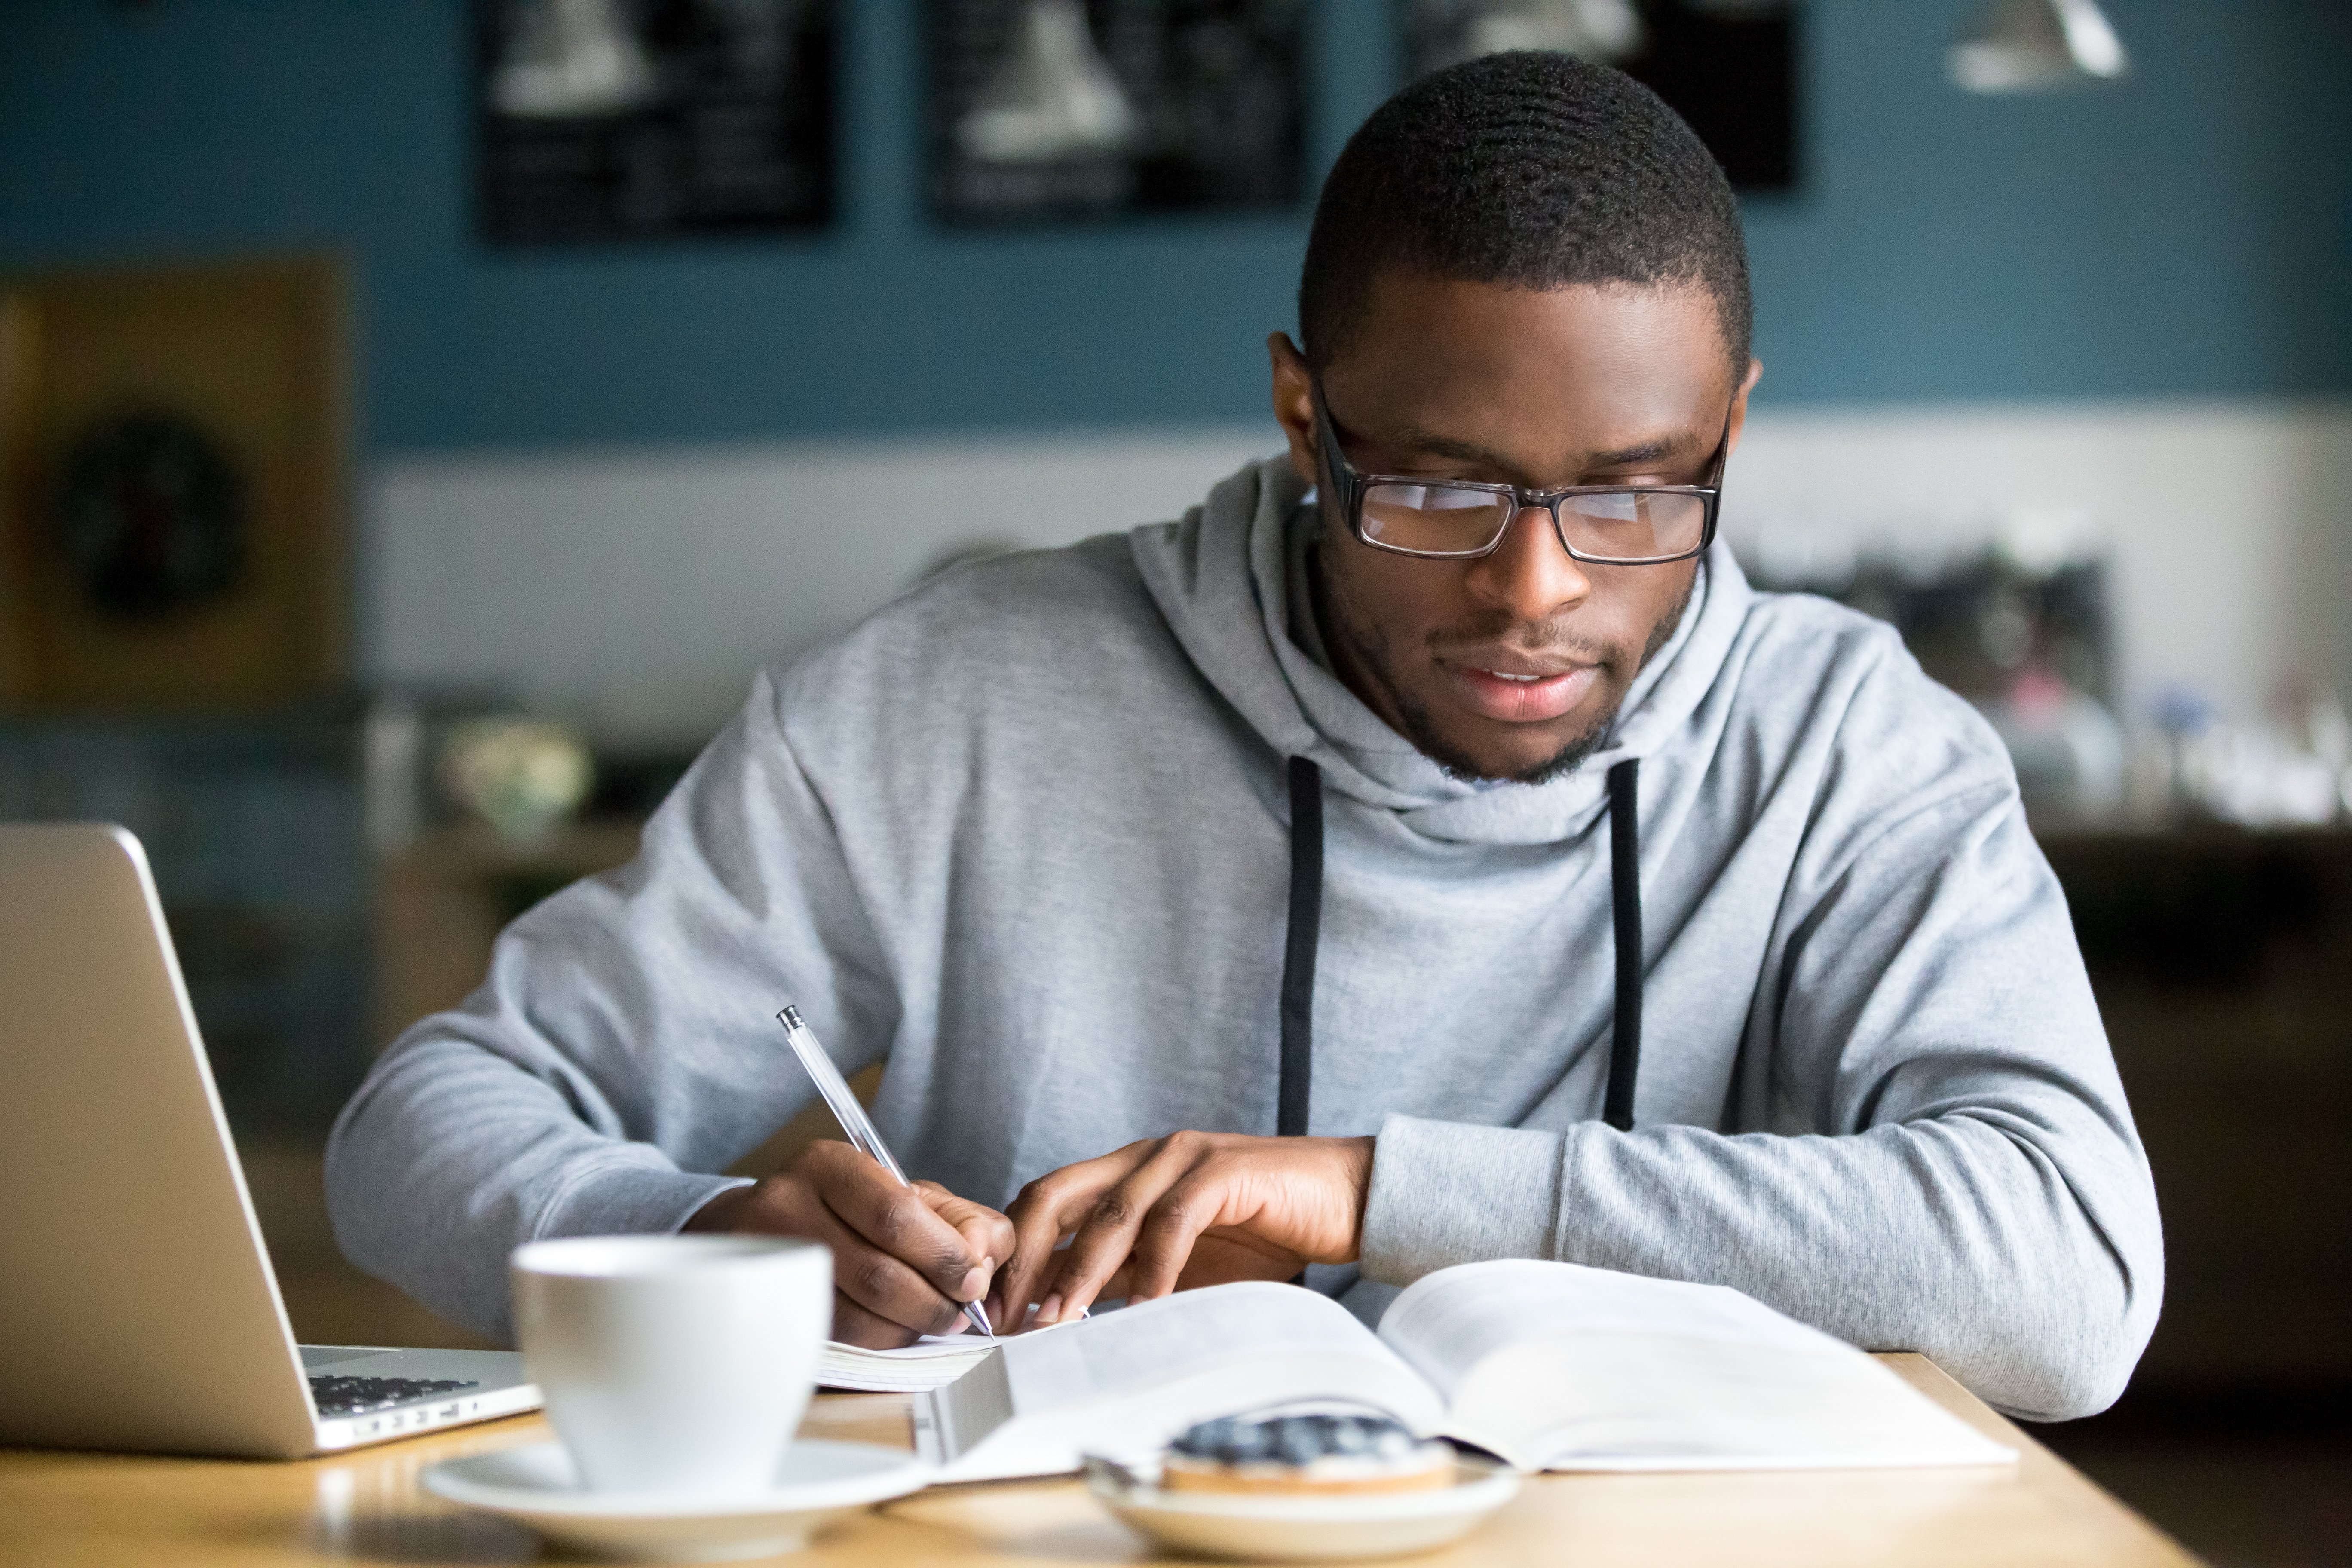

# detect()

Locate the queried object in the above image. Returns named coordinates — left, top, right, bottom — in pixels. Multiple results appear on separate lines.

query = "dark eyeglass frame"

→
left=1311, top=382, right=1733, bottom=566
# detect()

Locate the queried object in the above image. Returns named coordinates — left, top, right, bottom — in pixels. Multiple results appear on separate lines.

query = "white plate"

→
left=1087, top=1460, right=1521, bottom=1562
left=422, top=1438, right=930, bottom=1562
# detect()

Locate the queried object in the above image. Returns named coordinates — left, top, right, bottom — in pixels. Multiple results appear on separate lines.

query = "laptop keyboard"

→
left=309, top=1375, right=481, bottom=1416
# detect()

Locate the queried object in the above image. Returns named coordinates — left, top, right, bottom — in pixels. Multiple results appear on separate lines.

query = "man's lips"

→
left=1439, top=658, right=1599, bottom=723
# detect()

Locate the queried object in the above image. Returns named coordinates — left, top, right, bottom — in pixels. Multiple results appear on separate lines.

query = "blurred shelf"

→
left=2040, top=825, right=2352, bottom=1393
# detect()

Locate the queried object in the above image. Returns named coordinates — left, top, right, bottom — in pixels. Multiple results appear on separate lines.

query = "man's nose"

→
left=1464, top=504, right=1592, bottom=621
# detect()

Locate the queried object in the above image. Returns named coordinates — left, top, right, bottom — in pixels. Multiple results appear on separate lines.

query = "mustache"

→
left=1423, top=617, right=1626, bottom=665
left=1427, top=573, right=1698, bottom=669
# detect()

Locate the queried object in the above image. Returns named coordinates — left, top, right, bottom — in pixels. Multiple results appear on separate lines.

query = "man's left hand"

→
left=989, top=1133, right=1374, bottom=1329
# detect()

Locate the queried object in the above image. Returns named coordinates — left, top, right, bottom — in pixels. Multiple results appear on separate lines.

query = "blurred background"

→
left=1, top=3, right=2346, bottom=1560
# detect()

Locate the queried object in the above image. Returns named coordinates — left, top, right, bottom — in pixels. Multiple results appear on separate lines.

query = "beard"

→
left=1319, top=551, right=1695, bottom=787
left=1397, top=686, right=1604, bottom=787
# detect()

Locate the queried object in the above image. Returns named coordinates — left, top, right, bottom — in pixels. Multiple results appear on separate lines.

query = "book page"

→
left=917, top=1281, right=1445, bottom=1482
left=1379, top=1261, right=2014, bottom=1473
left=1380, top=1259, right=1845, bottom=1397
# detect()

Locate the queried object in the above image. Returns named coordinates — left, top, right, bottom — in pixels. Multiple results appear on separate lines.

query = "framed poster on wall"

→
left=477, top=0, right=836, bottom=243
left=925, top=0, right=1308, bottom=226
left=1397, top=0, right=1798, bottom=192
left=0, top=258, right=347, bottom=710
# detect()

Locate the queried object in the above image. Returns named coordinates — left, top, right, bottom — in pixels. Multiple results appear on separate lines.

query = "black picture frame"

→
left=476, top=0, right=837, bottom=245
left=1397, top=1, right=1799, bottom=193
left=925, top=0, right=1309, bottom=227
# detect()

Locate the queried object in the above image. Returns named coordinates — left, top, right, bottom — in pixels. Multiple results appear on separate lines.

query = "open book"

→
left=911, top=1260, right=2016, bottom=1483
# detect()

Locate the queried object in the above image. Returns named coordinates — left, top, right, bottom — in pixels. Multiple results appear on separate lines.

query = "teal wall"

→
left=2, top=0, right=2345, bottom=453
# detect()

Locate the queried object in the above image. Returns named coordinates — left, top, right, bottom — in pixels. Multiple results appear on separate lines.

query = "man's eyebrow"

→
left=1378, top=421, right=1701, bottom=472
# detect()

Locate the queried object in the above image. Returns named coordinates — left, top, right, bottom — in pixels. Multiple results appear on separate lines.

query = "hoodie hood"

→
left=1130, top=456, right=1754, bottom=846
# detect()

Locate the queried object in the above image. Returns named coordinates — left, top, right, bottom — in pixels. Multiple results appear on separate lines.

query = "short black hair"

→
left=1298, top=51, right=1752, bottom=378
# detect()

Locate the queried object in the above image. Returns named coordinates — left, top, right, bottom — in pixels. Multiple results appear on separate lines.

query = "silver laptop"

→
left=0, top=822, right=539, bottom=1457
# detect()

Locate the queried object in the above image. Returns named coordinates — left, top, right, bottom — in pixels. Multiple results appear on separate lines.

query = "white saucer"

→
left=1086, top=1460, right=1521, bottom=1562
left=422, top=1439, right=930, bottom=1562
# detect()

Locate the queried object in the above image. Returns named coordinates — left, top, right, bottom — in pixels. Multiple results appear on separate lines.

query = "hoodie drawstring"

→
left=1601, top=758, right=1643, bottom=1132
left=1278, top=755, right=1644, bottom=1140
left=1278, top=756, right=1323, bottom=1139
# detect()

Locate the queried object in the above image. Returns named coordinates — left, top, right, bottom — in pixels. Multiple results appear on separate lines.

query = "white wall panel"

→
left=364, top=429, right=1281, bottom=744
left=1721, top=399, right=2352, bottom=730
left=366, top=401, right=2350, bottom=747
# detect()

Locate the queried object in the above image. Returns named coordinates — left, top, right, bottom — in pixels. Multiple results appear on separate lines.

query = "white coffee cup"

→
left=511, top=1234, right=831, bottom=1497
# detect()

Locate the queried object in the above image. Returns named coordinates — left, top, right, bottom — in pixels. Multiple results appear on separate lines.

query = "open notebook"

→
left=821, top=1335, right=1003, bottom=1393
left=820, top=1311, right=1083, bottom=1393
left=910, top=1260, right=2017, bottom=1483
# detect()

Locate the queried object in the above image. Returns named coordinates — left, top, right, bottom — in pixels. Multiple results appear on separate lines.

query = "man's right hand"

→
left=683, top=1140, right=1014, bottom=1348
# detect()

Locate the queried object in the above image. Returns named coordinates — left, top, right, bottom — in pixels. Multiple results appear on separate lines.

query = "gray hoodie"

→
left=327, top=458, right=2161, bottom=1421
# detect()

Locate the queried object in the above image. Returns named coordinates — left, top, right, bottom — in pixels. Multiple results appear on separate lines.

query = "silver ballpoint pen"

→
left=776, top=1006, right=995, bottom=1338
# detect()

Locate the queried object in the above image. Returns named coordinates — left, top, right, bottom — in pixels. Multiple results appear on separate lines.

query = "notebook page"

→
left=818, top=1335, right=998, bottom=1393
left=819, top=1311, right=1081, bottom=1391
left=839, top=1335, right=992, bottom=1358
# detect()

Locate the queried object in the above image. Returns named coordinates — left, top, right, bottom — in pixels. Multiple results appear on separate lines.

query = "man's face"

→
left=1271, top=273, right=1759, bottom=784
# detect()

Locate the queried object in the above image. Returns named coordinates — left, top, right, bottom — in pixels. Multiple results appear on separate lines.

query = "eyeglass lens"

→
left=1360, top=483, right=1709, bottom=562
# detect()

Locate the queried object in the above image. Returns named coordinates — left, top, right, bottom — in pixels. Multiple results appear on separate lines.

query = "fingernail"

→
left=1038, top=1293, right=1062, bottom=1324
left=958, top=1265, right=987, bottom=1301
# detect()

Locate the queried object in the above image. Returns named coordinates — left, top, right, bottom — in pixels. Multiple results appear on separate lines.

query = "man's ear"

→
left=1726, top=357, right=1763, bottom=459
left=1267, top=332, right=1321, bottom=490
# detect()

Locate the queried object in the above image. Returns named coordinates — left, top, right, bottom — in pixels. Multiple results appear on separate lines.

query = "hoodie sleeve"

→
left=1359, top=675, right=2163, bottom=1424
left=325, top=670, right=897, bottom=1343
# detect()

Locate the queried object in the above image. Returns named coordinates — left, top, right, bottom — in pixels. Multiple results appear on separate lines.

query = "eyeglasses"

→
left=1311, top=383, right=1730, bottom=566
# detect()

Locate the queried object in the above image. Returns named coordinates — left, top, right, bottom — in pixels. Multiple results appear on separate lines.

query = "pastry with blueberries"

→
left=1160, top=1411, right=1455, bottom=1495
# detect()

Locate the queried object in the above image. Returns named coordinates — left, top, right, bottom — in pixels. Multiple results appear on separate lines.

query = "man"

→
left=329, top=52, right=2161, bottom=1421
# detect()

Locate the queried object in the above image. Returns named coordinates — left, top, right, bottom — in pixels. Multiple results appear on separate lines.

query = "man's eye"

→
left=1417, top=487, right=1502, bottom=511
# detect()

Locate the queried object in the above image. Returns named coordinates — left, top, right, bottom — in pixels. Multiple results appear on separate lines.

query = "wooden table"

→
left=0, top=1357, right=2194, bottom=1567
